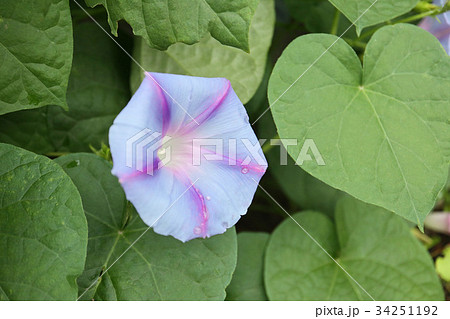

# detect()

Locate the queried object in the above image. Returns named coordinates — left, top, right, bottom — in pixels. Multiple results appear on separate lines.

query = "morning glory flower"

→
left=109, top=72, right=267, bottom=242
left=419, top=0, right=450, bottom=54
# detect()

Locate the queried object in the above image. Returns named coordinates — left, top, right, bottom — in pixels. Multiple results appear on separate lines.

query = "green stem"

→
left=330, top=10, right=341, bottom=35
left=344, top=38, right=367, bottom=50
left=395, top=10, right=441, bottom=24
left=414, top=0, right=439, bottom=13
left=262, top=134, right=279, bottom=153
left=411, top=228, right=433, bottom=246
left=359, top=3, right=450, bottom=40
left=358, top=29, right=376, bottom=41
left=45, top=152, right=69, bottom=158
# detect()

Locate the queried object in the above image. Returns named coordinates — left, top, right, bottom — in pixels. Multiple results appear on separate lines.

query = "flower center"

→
left=155, top=132, right=201, bottom=174
left=156, top=135, right=172, bottom=162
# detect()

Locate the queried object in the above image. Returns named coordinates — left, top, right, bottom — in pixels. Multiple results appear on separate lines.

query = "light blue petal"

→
left=148, top=72, right=231, bottom=133
left=419, top=4, right=450, bottom=55
left=436, top=0, right=450, bottom=24
left=109, top=124, right=162, bottom=179
left=120, top=169, right=209, bottom=242
left=109, top=75, right=166, bottom=179
left=181, top=85, right=267, bottom=236
left=113, top=74, right=165, bottom=132
left=190, top=83, right=268, bottom=173
left=185, top=161, right=265, bottom=237
left=441, top=33, right=450, bottom=54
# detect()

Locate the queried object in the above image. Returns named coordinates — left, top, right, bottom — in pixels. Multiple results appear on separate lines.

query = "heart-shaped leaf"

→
left=0, top=0, right=73, bottom=115
left=85, top=0, right=258, bottom=51
left=264, top=197, right=444, bottom=300
left=268, top=24, right=450, bottom=227
left=328, top=0, right=419, bottom=34
left=0, top=143, right=87, bottom=300
left=130, top=0, right=275, bottom=104
left=0, top=19, right=130, bottom=154
left=226, top=232, right=269, bottom=300
left=56, top=153, right=237, bottom=300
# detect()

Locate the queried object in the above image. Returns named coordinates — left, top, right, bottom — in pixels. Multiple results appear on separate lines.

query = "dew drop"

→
left=241, top=167, right=249, bottom=174
left=221, top=222, right=228, bottom=228
left=206, top=196, right=211, bottom=201
left=193, top=227, right=202, bottom=235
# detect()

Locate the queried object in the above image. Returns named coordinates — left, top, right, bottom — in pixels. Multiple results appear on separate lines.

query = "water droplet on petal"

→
left=221, top=222, right=228, bottom=228
left=193, top=227, right=202, bottom=235
left=241, top=167, right=249, bottom=174
left=206, top=196, right=211, bottom=200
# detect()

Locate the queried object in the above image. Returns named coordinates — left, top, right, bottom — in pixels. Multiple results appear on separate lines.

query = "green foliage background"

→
left=0, top=0, right=449, bottom=300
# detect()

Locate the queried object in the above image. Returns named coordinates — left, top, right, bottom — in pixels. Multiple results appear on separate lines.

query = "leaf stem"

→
left=359, top=2, right=450, bottom=40
left=395, top=10, right=441, bottom=24
left=411, top=228, right=434, bottom=246
left=330, top=10, right=341, bottom=35
left=45, top=152, right=69, bottom=158
left=344, top=38, right=367, bottom=50
left=262, top=134, right=279, bottom=153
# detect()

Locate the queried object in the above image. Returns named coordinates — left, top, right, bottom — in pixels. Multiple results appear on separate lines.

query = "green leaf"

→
left=55, top=153, right=238, bottom=300
left=86, top=0, right=258, bottom=52
left=436, top=246, right=450, bottom=282
left=268, top=24, right=450, bottom=227
left=130, top=0, right=275, bottom=104
left=0, top=0, right=73, bottom=115
left=0, top=19, right=130, bottom=154
left=226, top=232, right=269, bottom=300
left=443, top=169, right=450, bottom=211
left=328, top=0, right=419, bottom=34
left=0, top=143, right=87, bottom=300
left=0, top=108, right=54, bottom=154
left=264, top=197, right=444, bottom=300
left=284, top=0, right=351, bottom=34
